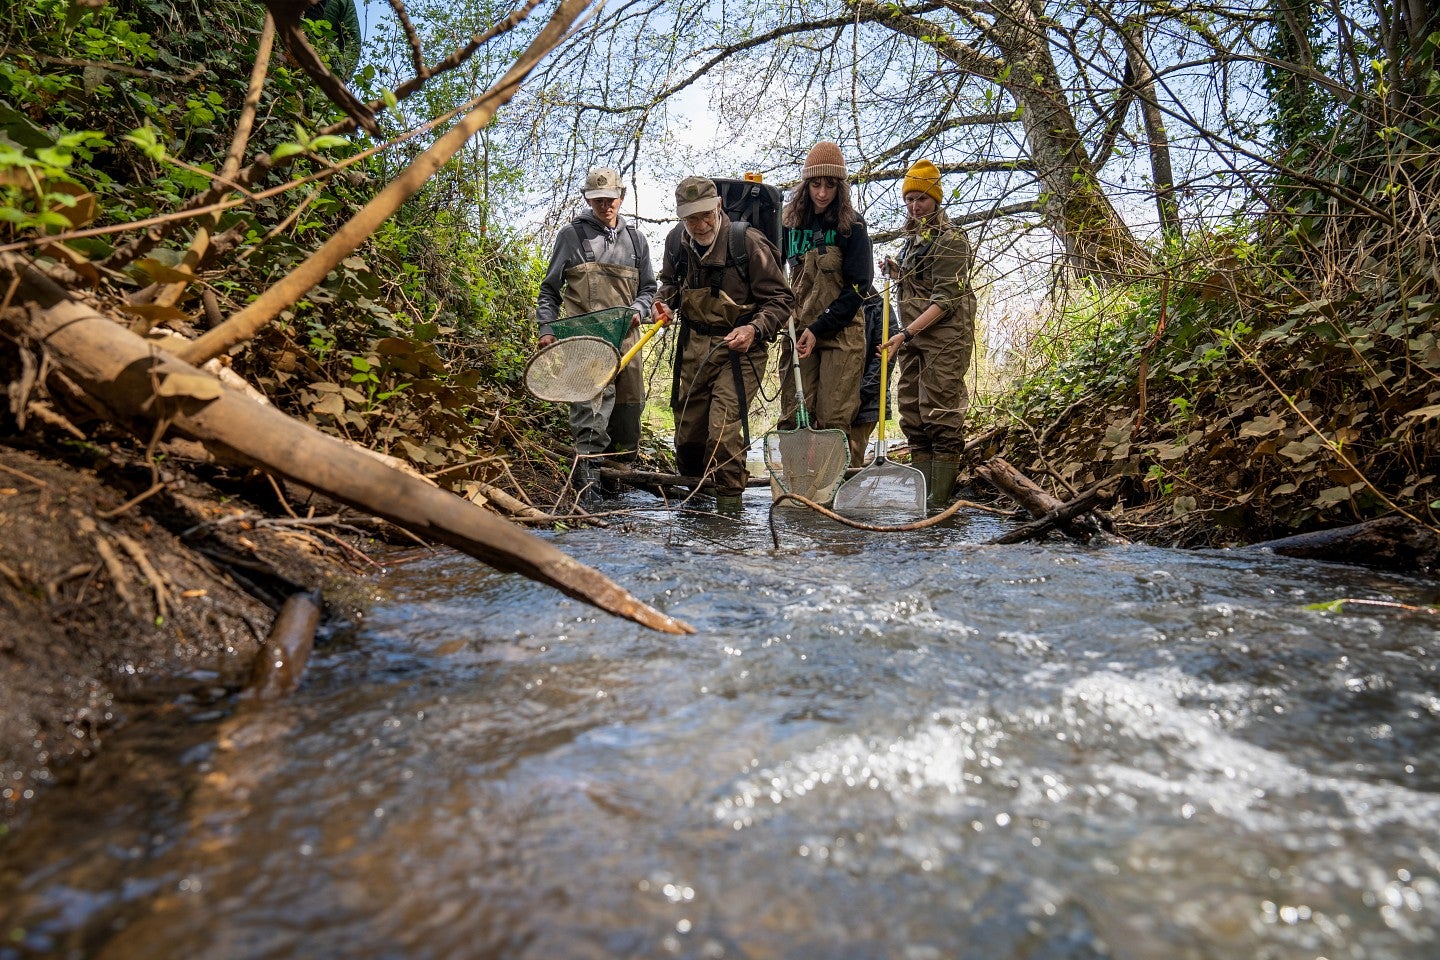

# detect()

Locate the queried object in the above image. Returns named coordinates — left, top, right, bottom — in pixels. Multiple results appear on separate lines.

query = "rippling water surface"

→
left=3, top=490, right=1439, bottom=959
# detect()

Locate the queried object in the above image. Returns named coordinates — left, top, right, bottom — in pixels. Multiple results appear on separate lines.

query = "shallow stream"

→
left=3, top=490, right=1439, bottom=959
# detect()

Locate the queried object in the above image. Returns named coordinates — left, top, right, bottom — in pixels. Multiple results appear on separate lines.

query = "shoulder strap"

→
left=716, top=221, right=750, bottom=291
left=571, top=218, right=642, bottom=267
left=571, top=218, right=599, bottom=264
left=727, top=221, right=749, bottom=274
left=666, top=227, right=690, bottom=286
left=670, top=222, right=753, bottom=294
left=624, top=221, right=643, bottom=268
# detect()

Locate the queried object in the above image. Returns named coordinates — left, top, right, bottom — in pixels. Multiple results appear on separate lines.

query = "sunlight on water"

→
left=2, top=492, right=1438, bottom=959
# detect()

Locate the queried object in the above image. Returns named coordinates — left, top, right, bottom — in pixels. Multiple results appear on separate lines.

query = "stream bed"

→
left=2, top=490, right=1439, bottom=959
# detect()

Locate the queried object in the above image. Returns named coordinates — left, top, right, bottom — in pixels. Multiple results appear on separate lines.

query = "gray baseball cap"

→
left=583, top=167, right=624, bottom=199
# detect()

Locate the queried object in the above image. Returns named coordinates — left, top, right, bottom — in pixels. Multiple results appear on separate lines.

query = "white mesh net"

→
left=764, top=427, right=850, bottom=505
left=524, top=336, right=620, bottom=403
left=832, top=460, right=927, bottom=518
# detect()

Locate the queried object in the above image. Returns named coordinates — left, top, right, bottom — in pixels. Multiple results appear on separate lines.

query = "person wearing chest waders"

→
left=778, top=142, right=876, bottom=467
left=655, top=177, right=794, bottom=511
left=537, top=167, right=658, bottom=505
left=877, top=159, right=977, bottom=510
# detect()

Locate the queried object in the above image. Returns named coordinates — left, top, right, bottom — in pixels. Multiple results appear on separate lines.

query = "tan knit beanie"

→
left=801, top=141, right=847, bottom=181
left=902, top=159, right=943, bottom=203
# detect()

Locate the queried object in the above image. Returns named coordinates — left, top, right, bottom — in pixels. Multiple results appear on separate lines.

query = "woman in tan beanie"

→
left=776, top=141, right=877, bottom=468
left=878, top=158, right=976, bottom=509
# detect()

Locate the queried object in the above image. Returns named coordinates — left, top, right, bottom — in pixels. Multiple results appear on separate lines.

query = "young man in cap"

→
left=877, top=159, right=976, bottom=509
left=653, top=177, right=793, bottom=510
left=536, top=166, right=658, bottom=505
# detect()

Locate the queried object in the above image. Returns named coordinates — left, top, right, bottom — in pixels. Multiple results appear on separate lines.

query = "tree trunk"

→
left=853, top=0, right=1151, bottom=281
left=1122, top=18, right=1181, bottom=238
left=986, top=0, right=1151, bottom=280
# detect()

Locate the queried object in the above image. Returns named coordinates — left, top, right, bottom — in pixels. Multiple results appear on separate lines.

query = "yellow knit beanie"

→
left=902, top=159, right=943, bottom=203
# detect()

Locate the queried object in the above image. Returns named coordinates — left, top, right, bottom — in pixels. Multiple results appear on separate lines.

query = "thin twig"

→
left=387, top=0, right=426, bottom=75
left=266, top=472, right=300, bottom=519
left=96, top=480, right=169, bottom=520
left=0, top=460, right=47, bottom=488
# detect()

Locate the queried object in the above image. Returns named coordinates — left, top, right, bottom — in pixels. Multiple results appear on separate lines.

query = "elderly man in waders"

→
left=537, top=167, right=657, bottom=506
left=655, top=177, right=793, bottom=512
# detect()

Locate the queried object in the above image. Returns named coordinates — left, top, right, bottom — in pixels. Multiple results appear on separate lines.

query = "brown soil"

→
left=0, top=442, right=362, bottom=822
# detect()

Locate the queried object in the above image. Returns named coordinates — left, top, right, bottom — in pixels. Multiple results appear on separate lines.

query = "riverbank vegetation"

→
left=2, top=0, right=1438, bottom=809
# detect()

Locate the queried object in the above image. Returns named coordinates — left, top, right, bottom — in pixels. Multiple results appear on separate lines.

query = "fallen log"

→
left=600, top=467, right=702, bottom=495
left=467, top=479, right=556, bottom=523
left=2, top=254, right=693, bottom=635
left=1246, top=515, right=1440, bottom=572
left=976, top=457, right=1128, bottom=545
left=986, top=477, right=1122, bottom=545
left=597, top=466, right=771, bottom=494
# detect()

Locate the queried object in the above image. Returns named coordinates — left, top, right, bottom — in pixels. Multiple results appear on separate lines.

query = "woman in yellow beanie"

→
left=901, top=159, right=944, bottom=204
left=878, top=159, right=976, bottom=509
left=777, top=141, right=876, bottom=468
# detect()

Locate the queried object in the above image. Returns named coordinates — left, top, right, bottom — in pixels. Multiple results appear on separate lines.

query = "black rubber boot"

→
left=573, top=459, right=601, bottom=509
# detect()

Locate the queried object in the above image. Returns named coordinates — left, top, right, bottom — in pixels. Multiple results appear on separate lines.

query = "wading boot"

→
left=574, top=459, right=602, bottom=510
left=713, top=493, right=745, bottom=515
left=929, top=460, right=961, bottom=511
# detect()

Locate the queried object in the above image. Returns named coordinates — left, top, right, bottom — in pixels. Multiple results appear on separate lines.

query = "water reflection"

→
left=2, top=488, right=1438, bottom=959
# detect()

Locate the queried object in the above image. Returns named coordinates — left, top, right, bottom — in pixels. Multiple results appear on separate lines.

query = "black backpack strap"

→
left=624, top=221, right=643, bottom=268
left=570, top=218, right=598, bottom=264
left=701, top=221, right=749, bottom=296
left=727, top=221, right=750, bottom=280
left=572, top=218, right=643, bottom=267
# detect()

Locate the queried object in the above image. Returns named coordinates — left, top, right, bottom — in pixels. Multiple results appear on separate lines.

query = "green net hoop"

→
left=763, top=425, right=850, bottom=506
left=551, top=307, right=633, bottom=351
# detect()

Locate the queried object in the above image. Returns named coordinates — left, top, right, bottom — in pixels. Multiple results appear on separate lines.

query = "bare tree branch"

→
left=89, top=0, right=544, bottom=273
left=386, top=0, right=427, bottom=76
left=265, top=0, right=379, bottom=136
left=178, top=0, right=596, bottom=366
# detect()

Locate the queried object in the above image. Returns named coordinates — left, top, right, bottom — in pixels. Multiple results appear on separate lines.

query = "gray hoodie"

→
left=536, top=210, right=658, bottom=334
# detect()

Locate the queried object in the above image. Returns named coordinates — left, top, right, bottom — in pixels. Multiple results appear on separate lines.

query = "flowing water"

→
left=3, top=490, right=1439, bottom=959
